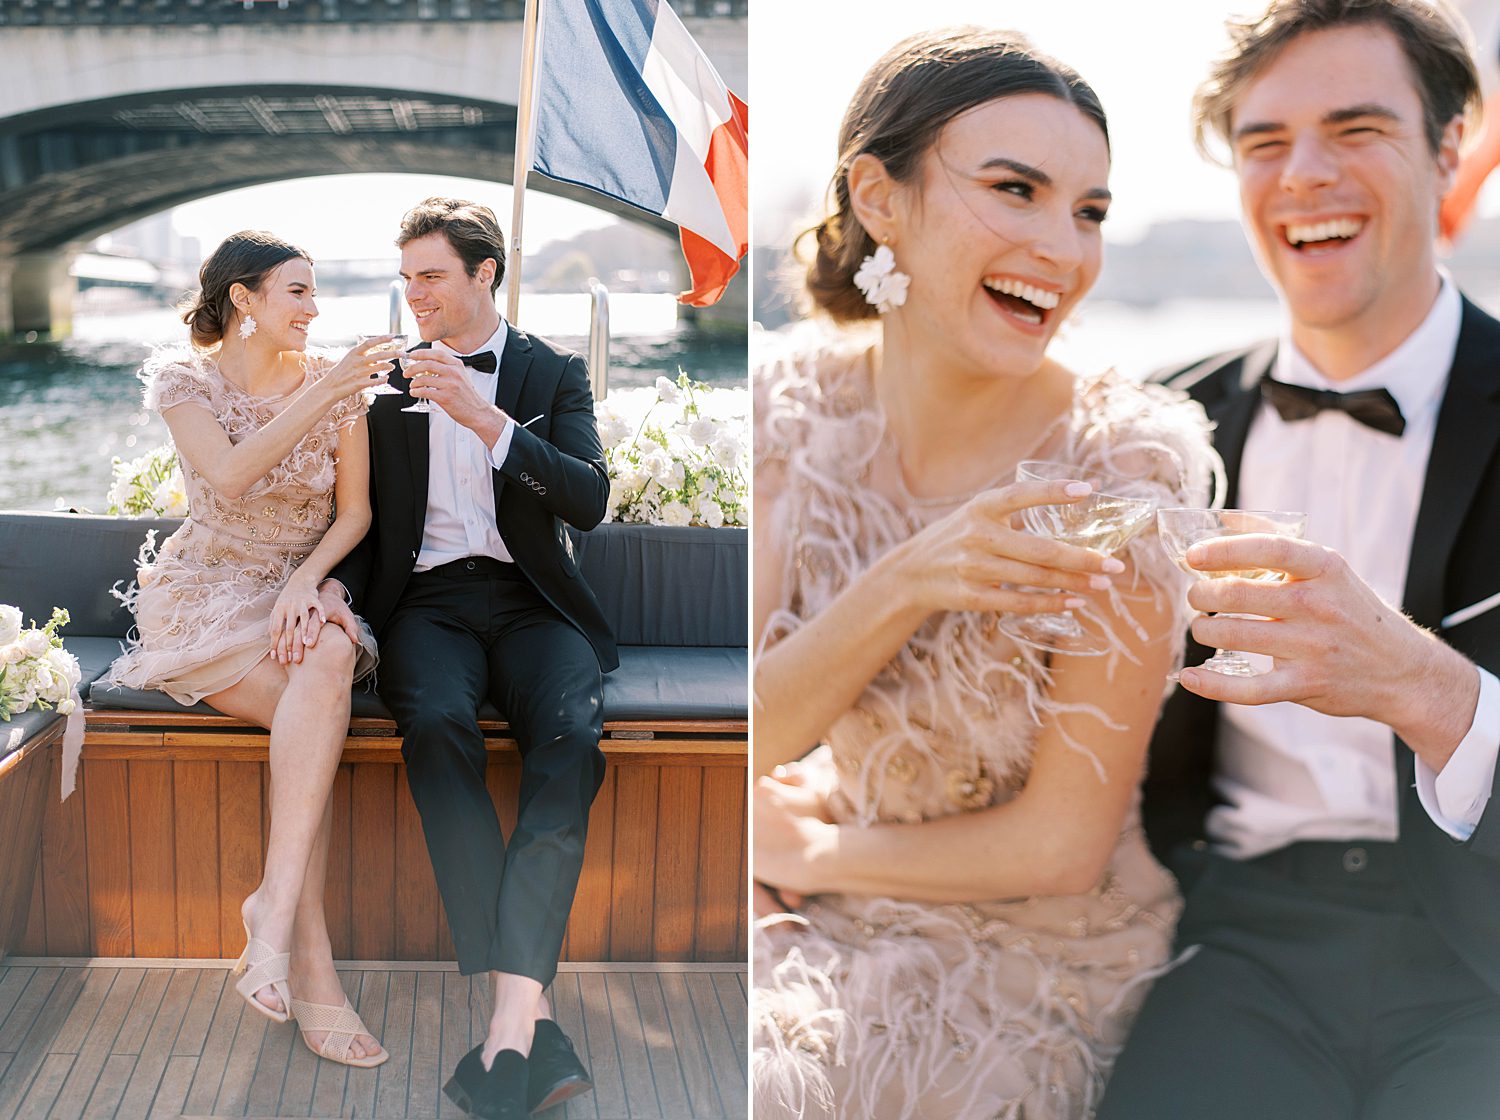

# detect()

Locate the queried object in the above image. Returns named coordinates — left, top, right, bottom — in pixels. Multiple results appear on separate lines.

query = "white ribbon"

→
left=59, top=687, right=83, bottom=800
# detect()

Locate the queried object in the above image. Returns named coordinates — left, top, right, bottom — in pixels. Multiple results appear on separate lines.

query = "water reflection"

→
left=1, top=292, right=746, bottom=511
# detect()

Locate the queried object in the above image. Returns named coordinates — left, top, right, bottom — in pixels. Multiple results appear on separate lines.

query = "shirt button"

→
left=1342, top=847, right=1368, bottom=874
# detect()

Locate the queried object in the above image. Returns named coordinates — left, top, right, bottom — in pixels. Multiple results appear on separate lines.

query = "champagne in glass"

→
left=998, top=460, right=1159, bottom=657
left=400, top=340, right=440, bottom=415
left=358, top=333, right=407, bottom=397
left=1156, top=507, right=1308, bottom=678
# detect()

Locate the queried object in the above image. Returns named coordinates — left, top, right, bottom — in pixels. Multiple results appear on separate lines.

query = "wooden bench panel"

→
left=16, top=715, right=747, bottom=964
left=0, top=727, right=59, bottom=960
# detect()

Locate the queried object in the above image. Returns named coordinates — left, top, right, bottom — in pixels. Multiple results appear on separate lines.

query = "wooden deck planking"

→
left=0, top=960, right=745, bottom=1119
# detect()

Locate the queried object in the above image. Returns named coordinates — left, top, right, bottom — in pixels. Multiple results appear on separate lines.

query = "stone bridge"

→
left=0, top=0, right=747, bottom=335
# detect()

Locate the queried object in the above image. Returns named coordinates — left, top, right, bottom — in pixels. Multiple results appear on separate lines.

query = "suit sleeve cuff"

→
left=1415, top=666, right=1500, bottom=839
left=485, top=415, right=516, bottom=470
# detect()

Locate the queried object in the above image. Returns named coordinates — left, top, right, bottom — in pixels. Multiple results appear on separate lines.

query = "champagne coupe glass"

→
left=1156, top=508, right=1308, bottom=679
left=998, top=460, right=1159, bottom=657
left=358, top=333, right=407, bottom=397
left=400, top=338, right=440, bottom=414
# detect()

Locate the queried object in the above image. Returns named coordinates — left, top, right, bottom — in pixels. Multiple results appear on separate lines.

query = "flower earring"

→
left=238, top=315, right=258, bottom=340
left=853, top=241, right=909, bottom=314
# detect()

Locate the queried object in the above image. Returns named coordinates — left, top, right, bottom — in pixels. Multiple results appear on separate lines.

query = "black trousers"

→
left=1098, top=841, right=1500, bottom=1120
left=376, top=557, right=605, bottom=985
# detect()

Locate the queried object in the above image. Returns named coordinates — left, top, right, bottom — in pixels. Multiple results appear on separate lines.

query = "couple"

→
left=106, top=198, right=609, bottom=1119
left=753, top=1, right=1500, bottom=1117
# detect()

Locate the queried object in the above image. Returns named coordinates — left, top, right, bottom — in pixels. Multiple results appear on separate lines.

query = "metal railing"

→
left=587, top=278, right=609, bottom=402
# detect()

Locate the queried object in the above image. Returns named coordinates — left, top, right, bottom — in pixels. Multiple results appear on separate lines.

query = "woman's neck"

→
left=874, top=320, right=1069, bottom=499
left=215, top=334, right=297, bottom=395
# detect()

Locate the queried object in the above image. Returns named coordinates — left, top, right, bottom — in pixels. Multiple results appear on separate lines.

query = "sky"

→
left=165, top=173, right=618, bottom=263
left=751, top=0, right=1500, bottom=247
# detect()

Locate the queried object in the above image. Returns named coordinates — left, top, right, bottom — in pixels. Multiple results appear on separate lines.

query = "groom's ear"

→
left=848, top=153, right=900, bottom=243
left=1435, top=114, right=1464, bottom=195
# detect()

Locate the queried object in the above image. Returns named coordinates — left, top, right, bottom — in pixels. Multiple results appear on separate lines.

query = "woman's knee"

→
left=290, top=626, right=358, bottom=680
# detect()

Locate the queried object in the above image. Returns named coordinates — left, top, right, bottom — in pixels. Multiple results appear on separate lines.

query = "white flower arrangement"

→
left=0, top=605, right=82, bottom=722
left=107, top=443, right=187, bottom=517
left=596, top=372, right=748, bottom=528
left=99, top=371, right=749, bottom=530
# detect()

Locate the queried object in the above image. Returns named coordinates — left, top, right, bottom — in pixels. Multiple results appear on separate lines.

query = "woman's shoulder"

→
left=139, top=345, right=218, bottom=414
left=752, top=321, right=877, bottom=457
left=1061, top=368, right=1224, bottom=509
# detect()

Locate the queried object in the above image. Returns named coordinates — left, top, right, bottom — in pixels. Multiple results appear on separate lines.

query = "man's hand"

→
left=302, top=580, right=362, bottom=660
left=402, top=347, right=506, bottom=436
left=1179, top=533, right=1479, bottom=769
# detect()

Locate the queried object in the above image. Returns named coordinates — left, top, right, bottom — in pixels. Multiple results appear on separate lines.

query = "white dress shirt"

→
left=413, top=321, right=519, bottom=572
left=1210, top=276, right=1500, bottom=857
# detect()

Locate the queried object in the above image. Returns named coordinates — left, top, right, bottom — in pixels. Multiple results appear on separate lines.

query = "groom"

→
left=320, top=197, right=615, bottom=1118
left=1099, top=2, right=1500, bottom=1117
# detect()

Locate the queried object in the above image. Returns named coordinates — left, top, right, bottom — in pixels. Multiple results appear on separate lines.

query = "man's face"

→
left=1229, top=24, right=1459, bottom=339
left=399, top=232, right=496, bottom=344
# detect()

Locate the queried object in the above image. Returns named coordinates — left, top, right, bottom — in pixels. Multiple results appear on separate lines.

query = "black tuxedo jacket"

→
left=332, top=327, right=619, bottom=673
left=1142, top=296, right=1500, bottom=990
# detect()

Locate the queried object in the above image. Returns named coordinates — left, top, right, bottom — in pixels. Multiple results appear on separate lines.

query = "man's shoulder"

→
left=1148, top=340, right=1278, bottom=402
left=513, top=327, right=585, bottom=370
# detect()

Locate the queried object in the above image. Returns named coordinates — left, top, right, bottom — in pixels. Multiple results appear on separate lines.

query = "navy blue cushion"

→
left=2, top=707, right=62, bottom=760
left=1, top=513, right=746, bottom=648
left=1, top=636, right=120, bottom=759
left=88, top=644, right=747, bottom=723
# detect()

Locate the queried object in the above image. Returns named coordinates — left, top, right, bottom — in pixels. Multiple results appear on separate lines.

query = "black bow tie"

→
left=458, top=351, right=498, bottom=375
left=1260, top=376, right=1406, bottom=437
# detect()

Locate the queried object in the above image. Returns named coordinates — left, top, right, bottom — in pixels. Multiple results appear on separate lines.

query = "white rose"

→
left=18, top=629, right=51, bottom=658
left=0, top=643, right=25, bottom=665
left=0, top=605, right=21, bottom=646
left=655, top=376, right=681, bottom=404
left=57, top=696, right=77, bottom=716
left=599, top=415, right=633, bottom=450
left=46, top=647, right=81, bottom=690
left=658, top=500, right=692, bottom=527
left=711, top=436, right=743, bottom=470
left=702, top=501, right=725, bottom=528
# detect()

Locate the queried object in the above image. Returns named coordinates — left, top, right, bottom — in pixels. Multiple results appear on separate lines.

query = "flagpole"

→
left=508, top=0, right=544, bottom=327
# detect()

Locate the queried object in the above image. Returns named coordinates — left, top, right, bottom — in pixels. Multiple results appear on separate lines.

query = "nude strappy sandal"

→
left=230, top=920, right=292, bottom=1025
left=288, top=996, right=389, bottom=1068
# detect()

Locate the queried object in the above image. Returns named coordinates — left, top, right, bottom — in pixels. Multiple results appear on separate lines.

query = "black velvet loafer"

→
left=444, top=1045, right=529, bottom=1119
left=526, top=1019, right=593, bottom=1114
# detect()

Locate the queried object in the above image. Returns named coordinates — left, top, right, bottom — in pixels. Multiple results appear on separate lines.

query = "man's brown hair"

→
left=1192, top=0, right=1481, bottom=162
left=396, top=197, right=507, bottom=294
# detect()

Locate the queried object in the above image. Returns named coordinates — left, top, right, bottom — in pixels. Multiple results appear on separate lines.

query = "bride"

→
left=751, top=28, right=1222, bottom=1119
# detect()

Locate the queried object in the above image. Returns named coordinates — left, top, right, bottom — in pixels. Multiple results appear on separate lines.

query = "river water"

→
left=0, top=291, right=747, bottom=512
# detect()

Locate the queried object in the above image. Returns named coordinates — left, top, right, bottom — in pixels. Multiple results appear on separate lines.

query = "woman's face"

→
left=885, top=93, right=1111, bottom=379
left=240, top=257, right=318, bottom=350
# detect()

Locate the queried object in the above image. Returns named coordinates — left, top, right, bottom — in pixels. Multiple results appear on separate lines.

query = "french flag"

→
left=533, top=0, right=748, bottom=307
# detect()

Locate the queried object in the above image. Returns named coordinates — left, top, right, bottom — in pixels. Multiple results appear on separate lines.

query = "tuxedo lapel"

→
left=1403, top=299, right=1500, bottom=631
left=399, top=343, right=433, bottom=545
left=491, top=328, right=535, bottom=514
left=1206, top=341, right=1278, bottom=506
left=495, top=327, right=534, bottom=422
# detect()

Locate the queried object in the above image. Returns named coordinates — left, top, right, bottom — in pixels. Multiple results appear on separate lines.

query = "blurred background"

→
left=0, top=0, right=748, bottom=511
left=752, top=0, right=1500, bottom=374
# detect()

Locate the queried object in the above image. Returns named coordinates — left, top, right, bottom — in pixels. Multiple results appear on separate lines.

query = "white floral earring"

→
left=853, top=240, right=910, bottom=314
left=238, top=314, right=258, bottom=340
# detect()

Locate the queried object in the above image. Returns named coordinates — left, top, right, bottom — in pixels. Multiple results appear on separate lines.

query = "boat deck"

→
left=0, top=959, right=747, bottom=1120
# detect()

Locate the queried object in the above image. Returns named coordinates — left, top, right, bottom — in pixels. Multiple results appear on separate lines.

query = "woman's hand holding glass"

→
left=356, top=333, right=407, bottom=397
left=998, top=460, right=1159, bottom=656
left=323, top=334, right=399, bottom=404
left=887, top=476, right=1126, bottom=621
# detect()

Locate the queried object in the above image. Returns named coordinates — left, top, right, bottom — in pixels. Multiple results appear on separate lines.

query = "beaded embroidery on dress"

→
left=751, top=329, right=1222, bottom=1120
left=107, top=347, right=378, bottom=705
